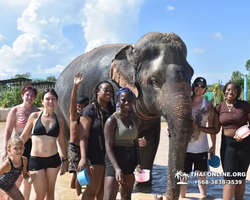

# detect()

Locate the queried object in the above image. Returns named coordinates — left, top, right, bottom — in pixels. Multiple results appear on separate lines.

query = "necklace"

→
left=226, top=101, right=236, bottom=112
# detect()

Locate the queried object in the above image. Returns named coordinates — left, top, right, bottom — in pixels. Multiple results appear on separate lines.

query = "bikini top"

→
left=16, top=106, right=28, bottom=128
left=32, top=112, right=60, bottom=138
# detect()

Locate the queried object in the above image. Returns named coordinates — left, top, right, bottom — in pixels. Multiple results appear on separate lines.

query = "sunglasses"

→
left=101, top=88, right=113, bottom=93
left=194, top=83, right=205, bottom=89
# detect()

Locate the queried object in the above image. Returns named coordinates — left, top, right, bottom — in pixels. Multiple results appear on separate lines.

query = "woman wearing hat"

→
left=180, top=77, right=217, bottom=199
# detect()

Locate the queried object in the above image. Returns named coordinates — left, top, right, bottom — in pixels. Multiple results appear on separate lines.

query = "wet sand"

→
left=1, top=122, right=250, bottom=199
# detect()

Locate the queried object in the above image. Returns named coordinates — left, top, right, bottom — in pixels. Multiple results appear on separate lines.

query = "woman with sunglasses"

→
left=1, top=84, right=39, bottom=200
left=103, top=87, right=141, bottom=200
left=213, top=82, right=250, bottom=200
left=78, top=81, right=115, bottom=200
left=180, top=77, right=217, bottom=199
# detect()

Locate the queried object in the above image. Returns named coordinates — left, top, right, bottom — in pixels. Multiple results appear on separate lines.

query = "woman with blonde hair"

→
left=0, top=137, right=33, bottom=200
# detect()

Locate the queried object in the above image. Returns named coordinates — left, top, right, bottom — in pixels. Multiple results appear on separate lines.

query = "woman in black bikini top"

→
left=21, top=88, right=67, bottom=200
left=32, top=112, right=59, bottom=137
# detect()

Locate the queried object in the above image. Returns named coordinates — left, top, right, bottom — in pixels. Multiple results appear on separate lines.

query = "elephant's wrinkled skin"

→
left=55, top=32, right=193, bottom=200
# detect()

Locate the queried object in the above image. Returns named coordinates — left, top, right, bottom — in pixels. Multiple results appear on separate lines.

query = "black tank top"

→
left=32, top=112, right=59, bottom=137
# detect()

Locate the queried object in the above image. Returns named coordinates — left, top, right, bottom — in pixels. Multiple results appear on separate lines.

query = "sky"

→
left=0, top=0, right=249, bottom=85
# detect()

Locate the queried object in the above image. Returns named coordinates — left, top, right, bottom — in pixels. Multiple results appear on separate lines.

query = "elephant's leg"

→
left=55, top=106, right=70, bottom=141
left=137, top=119, right=161, bottom=186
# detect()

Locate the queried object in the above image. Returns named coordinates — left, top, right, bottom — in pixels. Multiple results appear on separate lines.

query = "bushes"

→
left=0, top=89, right=14, bottom=108
left=33, top=92, right=43, bottom=107
left=0, top=86, right=42, bottom=108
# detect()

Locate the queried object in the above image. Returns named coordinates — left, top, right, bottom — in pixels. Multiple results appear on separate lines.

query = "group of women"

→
left=1, top=85, right=67, bottom=200
left=1, top=79, right=250, bottom=200
left=1, top=80, right=142, bottom=200
left=77, top=81, right=141, bottom=200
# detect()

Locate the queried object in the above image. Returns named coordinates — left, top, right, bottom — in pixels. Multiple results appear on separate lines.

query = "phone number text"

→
left=195, top=180, right=242, bottom=185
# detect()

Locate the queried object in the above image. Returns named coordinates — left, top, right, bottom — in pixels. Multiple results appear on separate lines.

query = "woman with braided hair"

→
left=78, top=81, right=115, bottom=200
left=103, top=87, right=142, bottom=200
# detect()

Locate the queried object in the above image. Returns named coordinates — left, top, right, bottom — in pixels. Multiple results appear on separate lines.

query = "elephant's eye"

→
left=150, top=78, right=161, bottom=88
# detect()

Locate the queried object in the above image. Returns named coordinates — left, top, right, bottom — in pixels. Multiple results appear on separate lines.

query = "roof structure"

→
left=0, top=77, right=55, bottom=88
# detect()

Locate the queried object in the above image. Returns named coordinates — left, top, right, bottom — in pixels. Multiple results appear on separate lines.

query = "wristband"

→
left=62, top=158, right=68, bottom=162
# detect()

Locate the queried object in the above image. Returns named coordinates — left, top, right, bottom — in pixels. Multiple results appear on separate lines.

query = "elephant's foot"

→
left=154, top=194, right=163, bottom=200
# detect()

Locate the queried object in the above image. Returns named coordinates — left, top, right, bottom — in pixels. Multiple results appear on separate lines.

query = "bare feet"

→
left=154, top=194, right=163, bottom=200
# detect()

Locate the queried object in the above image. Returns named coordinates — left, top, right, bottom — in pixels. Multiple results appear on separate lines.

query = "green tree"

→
left=245, top=59, right=250, bottom=72
left=211, top=83, right=224, bottom=105
left=13, top=87, right=22, bottom=105
left=12, top=72, right=31, bottom=78
left=203, top=94, right=209, bottom=100
left=230, top=71, right=244, bottom=89
left=46, top=76, right=57, bottom=82
left=0, top=87, right=14, bottom=107
left=33, top=92, right=43, bottom=107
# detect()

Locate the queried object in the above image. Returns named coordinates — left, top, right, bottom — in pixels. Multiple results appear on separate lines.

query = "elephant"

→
left=55, top=32, right=194, bottom=200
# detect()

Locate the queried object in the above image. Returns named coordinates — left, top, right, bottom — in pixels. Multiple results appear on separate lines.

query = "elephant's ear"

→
left=110, top=45, right=139, bottom=97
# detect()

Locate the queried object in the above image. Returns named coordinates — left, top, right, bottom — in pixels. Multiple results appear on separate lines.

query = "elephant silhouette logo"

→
left=175, top=170, right=189, bottom=185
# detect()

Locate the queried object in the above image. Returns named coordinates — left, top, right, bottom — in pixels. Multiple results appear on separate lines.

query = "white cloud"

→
left=0, top=0, right=85, bottom=79
left=0, top=0, right=31, bottom=8
left=191, top=47, right=205, bottom=53
left=0, top=34, right=5, bottom=41
left=0, top=0, right=144, bottom=79
left=38, top=64, right=65, bottom=74
left=213, top=32, right=224, bottom=39
left=83, top=0, right=144, bottom=52
left=167, top=6, right=174, bottom=11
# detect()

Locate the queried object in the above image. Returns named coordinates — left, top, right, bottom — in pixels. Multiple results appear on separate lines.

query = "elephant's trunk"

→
left=161, top=85, right=192, bottom=200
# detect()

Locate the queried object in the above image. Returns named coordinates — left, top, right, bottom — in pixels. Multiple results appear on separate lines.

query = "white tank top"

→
left=187, top=98, right=209, bottom=153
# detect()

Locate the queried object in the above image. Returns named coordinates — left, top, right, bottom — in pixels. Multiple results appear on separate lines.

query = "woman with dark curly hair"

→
left=214, top=81, right=250, bottom=200
left=77, top=81, right=115, bottom=200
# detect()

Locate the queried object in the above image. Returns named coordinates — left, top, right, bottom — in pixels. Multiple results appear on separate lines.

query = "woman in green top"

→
left=103, top=87, right=142, bottom=200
